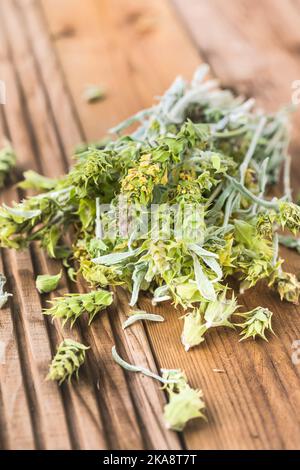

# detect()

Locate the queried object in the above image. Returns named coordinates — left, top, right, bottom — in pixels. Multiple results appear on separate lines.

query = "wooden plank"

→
left=0, top=117, right=35, bottom=450
left=0, top=5, right=72, bottom=447
left=109, top=288, right=181, bottom=449
left=42, top=0, right=300, bottom=449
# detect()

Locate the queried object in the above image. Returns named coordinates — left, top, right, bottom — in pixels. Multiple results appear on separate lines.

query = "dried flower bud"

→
left=47, top=339, right=89, bottom=385
left=44, top=289, right=113, bottom=326
left=256, top=212, right=276, bottom=238
left=237, top=307, right=274, bottom=341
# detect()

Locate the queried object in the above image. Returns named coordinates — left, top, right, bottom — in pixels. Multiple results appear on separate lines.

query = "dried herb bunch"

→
left=1, top=65, right=300, bottom=431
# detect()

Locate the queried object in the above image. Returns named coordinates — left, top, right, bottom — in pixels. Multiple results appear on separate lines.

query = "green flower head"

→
left=181, top=309, right=207, bottom=351
left=204, top=289, right=237, bottom=329
left=162, top=369, right=206, bottom=431
left=47, top=339, right=89, bottom=385
left=44, top=289, right=113, bottom=327
left=237, top=307, right=274, bottom=341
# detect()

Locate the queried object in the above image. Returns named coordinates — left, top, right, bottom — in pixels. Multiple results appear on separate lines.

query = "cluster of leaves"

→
left=236, top=307, right=274, bottom=341
left=1, top=65, right=300, bottom=431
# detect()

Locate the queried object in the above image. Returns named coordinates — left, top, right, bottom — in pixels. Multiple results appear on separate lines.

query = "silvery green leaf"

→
left=188, top=243, right=219, bottom=259
left=92, top=248, right=140, bottom=265
left=225, top=176, right=279, bottom=209
left=112, top=346, right=177, bottom=384
left=152, top=285, right=171, bottom=304
left=191, top=253, right=216, bottom=301
left=129, top=263, right=146, bottom=306
left=122, top=311, right=164, bottom=329
left=201, top=256, right=222, bottom=283
left=3, top=204, right=41, bottom=220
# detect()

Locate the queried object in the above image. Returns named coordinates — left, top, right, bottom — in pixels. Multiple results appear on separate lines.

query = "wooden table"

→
left=0, top=0, right=300, bottom=450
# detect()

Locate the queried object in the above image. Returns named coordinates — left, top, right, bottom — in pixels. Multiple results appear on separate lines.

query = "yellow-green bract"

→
left=162, top=369, right=206, bottom=431
left=47, top=339, right=89, bottom=385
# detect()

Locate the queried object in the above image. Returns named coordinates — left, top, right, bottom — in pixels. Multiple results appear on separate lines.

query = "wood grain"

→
left=0, top=0, right=299, bottom=449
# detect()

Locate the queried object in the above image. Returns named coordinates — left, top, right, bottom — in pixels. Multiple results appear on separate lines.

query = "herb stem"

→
left=226, top=176, right=279, bottom=209
left=112, top=346, right=177, bottom=384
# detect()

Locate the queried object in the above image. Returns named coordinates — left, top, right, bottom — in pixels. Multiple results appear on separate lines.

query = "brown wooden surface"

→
left=0, top=0, right=299, bottom=450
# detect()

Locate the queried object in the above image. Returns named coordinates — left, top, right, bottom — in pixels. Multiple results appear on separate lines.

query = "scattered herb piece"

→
left=47, top=339, right=89, bottom=385
left=112, top=347, right=204, bottom=431
left=122, top=310, right=164, bottom=329
left=83, top=84, right=106, bottom=103
left=269, top=270, right=300, bottom=304
left=236, top=307, right=274, bottom=341
left=44, top=289, right=113, bottom=326
left=181, top=289, right=237, bottom=350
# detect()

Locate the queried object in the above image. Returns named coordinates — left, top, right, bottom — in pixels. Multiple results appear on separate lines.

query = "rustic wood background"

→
left=0, top=0, right=300, bottom=450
